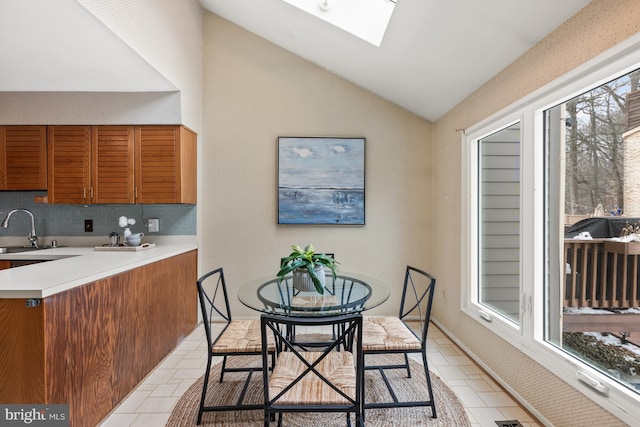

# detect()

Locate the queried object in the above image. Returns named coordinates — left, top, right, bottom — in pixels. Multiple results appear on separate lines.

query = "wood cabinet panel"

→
left=41, top=250, right=197, bottom=427
left=0, top=126, right=47, bottom=190
left=0, top=299, right=45, bottom=403
left=135, top=125, right=197, bottom=204
left=45, top=280, right=117, bottom=421
left=92, top=126, right=135, bottom=204
left=47, top=126, right=92, bottom=204
left=47, top=125, right=196, bottom=204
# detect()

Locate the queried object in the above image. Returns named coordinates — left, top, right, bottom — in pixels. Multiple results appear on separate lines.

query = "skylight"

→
left=282, top=0, right=397, bottom=47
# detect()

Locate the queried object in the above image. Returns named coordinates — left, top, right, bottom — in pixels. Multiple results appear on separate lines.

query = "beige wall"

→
left=201, top=13, right=432, bottom=318
left=432, top=0, right=640, bottom=425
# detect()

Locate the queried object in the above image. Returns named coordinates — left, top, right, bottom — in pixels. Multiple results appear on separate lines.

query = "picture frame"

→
left=278, top=136, right=365, bottom=225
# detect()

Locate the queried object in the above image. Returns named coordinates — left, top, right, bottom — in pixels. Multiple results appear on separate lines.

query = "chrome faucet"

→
left=1, top=208, right=39, bottom=247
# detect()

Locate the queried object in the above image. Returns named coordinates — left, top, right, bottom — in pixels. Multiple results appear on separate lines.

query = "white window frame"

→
left=464, top=115, right=524, bottom=336
left=461, top=33, right=640, bottom=425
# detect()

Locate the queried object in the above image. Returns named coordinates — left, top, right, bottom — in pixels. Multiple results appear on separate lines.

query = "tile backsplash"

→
left=0, top=191, right=196, bottom=238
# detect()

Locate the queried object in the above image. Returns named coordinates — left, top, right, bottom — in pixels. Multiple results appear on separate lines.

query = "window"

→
left=462, top=35, right=640, bottom=424
left=281, top=0, right=397, bottom=46
left=545, top=68, right=640, bottom=394
left=478, top=123, right=521, bottom=324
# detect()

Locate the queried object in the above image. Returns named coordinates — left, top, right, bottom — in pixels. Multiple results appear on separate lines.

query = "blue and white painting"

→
left=278, top=137, right=365, bottom=225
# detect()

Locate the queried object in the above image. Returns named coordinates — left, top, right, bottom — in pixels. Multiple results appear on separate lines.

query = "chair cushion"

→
left=212, top=319, right=275, bottom=353
left=269, top=351, right=356, bottom=405
left=361, top=317, right=422, bottom=351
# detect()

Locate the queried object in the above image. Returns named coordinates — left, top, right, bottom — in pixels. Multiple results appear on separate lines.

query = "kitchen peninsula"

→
left=0, top=243, right=197, bottom=427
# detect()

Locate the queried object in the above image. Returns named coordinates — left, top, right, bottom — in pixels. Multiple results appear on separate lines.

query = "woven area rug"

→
left=166, top=355, right=470, bottom=426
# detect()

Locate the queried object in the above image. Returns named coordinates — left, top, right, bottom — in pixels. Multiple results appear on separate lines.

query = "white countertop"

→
left=0, top=243, right=198, bottom=299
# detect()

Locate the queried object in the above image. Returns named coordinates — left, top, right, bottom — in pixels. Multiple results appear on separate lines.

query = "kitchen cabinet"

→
left=135, top=125, right=197, bottom=203
left=0, top=260, right=44, bottom=270
left=0, top=125, right=47, bottom=190
left=46, top=125, right=91, bottom=204
left=47, top=125, right=196, bottom=204
left=0, top=250, right=197, bottom=427
left=93, top=126, right=136, bottom=203
left=47, top=125, right=135, bottom=204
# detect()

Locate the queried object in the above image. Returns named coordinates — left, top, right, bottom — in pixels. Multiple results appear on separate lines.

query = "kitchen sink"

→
left=0, top=246, right=45, bottom=254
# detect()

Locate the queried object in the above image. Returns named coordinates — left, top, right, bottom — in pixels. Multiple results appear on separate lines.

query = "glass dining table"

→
left=238, top=272, right=389, bottom=316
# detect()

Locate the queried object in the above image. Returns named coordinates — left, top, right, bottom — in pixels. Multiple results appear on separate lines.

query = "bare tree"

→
left=564, top=69, right=639, bottom=215
left=566, top=100, right=579, bottom=214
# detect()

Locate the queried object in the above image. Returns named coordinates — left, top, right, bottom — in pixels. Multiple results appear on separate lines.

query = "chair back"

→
left=260, top=313, right=363, bottom=409
left=196, top=268, right=232, bottom=350
left=398, top=266, right=436, bottom=344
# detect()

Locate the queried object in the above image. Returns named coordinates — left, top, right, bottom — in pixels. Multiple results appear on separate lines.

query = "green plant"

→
left=277, top=244, right=339, bottom=294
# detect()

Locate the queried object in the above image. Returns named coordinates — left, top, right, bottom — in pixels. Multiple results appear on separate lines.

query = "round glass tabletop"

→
left=238, top=272, right=389, bottom=316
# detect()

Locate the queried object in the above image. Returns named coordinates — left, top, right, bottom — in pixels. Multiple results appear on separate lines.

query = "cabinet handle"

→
left=83, top=187, right=86, bottom=198
left=90, top=187, right=94, bottom=199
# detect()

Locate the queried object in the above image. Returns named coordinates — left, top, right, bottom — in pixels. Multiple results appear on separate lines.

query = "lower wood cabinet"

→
left=0, top=250, right=197, bottom=427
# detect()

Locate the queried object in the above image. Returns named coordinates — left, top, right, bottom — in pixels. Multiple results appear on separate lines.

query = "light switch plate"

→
left=148, top=218, right=159, bottom=232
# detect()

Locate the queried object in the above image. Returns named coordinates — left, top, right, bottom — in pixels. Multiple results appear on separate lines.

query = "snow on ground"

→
left=584, top=332, right=640, bottom=358
left=565, top=307, right=613, bottom=314
left=564, top=307, right=640, bottom=314
left=563, top=307, right=640, bottom=358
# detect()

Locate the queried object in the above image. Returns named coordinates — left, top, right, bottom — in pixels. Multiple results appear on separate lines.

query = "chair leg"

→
left=422, top=351, right=437, bottom=418
left=404, top=353, right=412, bottom=378
left=197, top=357, right=213, bottom=425
left=219, top=355, right=228, bottom=383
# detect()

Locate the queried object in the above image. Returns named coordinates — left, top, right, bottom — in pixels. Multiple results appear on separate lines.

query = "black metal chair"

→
left=360, top=265, right=437, bottom=418
left=260, top=313, right=364, bottom=427
left=196, top=267, right=276, bottom=425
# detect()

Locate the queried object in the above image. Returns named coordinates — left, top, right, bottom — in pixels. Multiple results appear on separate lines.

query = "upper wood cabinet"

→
left=93, top=126, right=135, bottom=204
left=47, top=125, right=93, bottom=204
left=135, top=126, right=197, bottom=204
left=0, top=126, right=47, bottom=190
left=47, top=125, right=196, bottom=204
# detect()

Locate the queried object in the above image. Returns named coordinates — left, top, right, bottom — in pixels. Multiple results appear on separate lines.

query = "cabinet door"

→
left=47, top=126, right=91, bottom=204
left=0, top=126, right=47, bottom=190
left=134, top=126, right=196, bottom=204
left=92, top=126, right=135, bottom=204
left=0, top=129, right=5, bottom=189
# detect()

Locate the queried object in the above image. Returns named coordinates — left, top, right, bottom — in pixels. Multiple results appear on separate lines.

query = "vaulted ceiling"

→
left=0, top=0, right=592, bottom=121
left=0, top=0, right=176, bottom=93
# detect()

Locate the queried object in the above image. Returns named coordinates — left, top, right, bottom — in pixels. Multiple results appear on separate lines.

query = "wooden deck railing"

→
left=564, top=239, right=640, bottom=309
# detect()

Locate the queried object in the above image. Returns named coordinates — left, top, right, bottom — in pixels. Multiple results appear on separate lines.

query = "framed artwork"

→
left=278, top=136, right=365, bottom=225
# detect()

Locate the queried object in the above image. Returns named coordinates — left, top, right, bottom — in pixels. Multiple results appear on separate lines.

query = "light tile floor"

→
left=98, top=322, right=542, bottom=427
